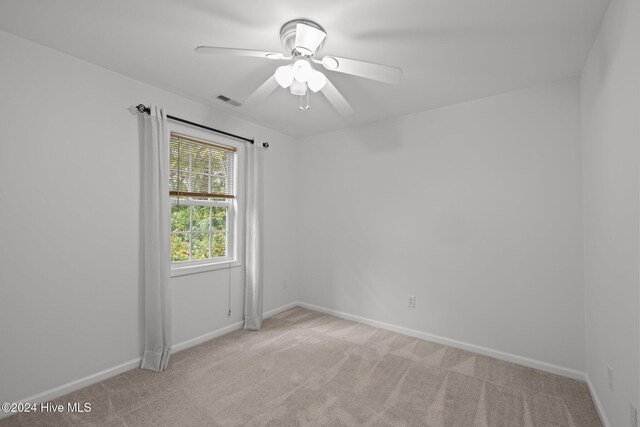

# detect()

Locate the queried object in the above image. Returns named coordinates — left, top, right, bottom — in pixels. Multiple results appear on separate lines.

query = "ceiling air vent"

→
left=216, top=94, right=242, bottom=107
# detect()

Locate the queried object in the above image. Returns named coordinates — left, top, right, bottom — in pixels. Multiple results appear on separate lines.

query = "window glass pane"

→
left=171, top=234, right=189, bottom=262
left=169, top=132, right=236, bottom=266
left=191, top=233, right=210, bottom=260
left=169, top=134, right=235, bottom=198
left=191, top=206, right=210, bottom=232
left=212, top=232, right=226, bottom=257
left=212, top=207, right=227, bottom=231
left=171, top=205, right=190, bottom=232
left=209, top=176, right=227, bottom=195
left=191, top=143, right=210, bottom=174
left=169, top=142, right=190, bottom=193
left=190, top=172, right=210, bottom=194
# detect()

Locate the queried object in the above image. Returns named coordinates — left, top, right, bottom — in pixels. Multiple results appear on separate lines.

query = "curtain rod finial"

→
left=136, top=104, right=150, bottom=114
left=262, top=142, right=269, bottom=148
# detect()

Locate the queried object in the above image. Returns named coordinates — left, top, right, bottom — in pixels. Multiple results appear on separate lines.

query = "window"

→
left=169, top=129, right=243, bottom=276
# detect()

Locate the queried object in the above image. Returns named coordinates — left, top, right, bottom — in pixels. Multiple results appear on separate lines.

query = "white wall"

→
left=0, top=30, right=298, bottom=404
left=296, top=79, right=585, bottom=372
left=580, top=0, right=640, bottom=424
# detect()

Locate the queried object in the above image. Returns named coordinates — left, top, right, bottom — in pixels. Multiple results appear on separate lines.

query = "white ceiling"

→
left=0, top=0, right=609, bottom=138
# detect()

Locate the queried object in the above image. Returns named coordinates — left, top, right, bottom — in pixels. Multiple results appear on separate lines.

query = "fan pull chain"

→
left=298, top=92, right=310, bottom=111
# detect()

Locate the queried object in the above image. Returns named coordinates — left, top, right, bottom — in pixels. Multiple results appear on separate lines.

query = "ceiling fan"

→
left=195, top=19, right=403, bottom=115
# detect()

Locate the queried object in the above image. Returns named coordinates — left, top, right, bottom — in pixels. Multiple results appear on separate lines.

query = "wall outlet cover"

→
left=408, top=295, right=416, bottom=309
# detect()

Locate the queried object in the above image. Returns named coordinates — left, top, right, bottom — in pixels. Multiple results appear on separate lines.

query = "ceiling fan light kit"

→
left=274, top=65, right=294, bottom=88
left=290, top=80, right=307, bottom=96
left=292, top=59, right=312, bottom=83
left=307, top=70, right=327, bottom=93
left=195, top=18, right=403, bottom=115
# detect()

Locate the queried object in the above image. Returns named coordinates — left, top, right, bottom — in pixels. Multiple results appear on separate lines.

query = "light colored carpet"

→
left=2, top=307, right=601, bottom=426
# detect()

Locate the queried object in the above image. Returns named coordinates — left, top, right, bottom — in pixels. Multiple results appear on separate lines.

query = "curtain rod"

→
left=135, top=104, right=269, bottom=148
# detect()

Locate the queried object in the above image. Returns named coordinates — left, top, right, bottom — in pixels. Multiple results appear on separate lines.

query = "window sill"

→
left=171, top=259, right=241, bottom=277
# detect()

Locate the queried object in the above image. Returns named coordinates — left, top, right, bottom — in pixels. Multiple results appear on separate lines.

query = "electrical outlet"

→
left=607, top=365, right=614, bottom=391
left=282, top=280, right=288, bottom=290
left=631, top=404, right=637, bottom=427
left=408, top=295, right=416, bottom=309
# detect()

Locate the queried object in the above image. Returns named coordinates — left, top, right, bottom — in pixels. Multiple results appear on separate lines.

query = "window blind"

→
left=169, top=132, right=236, bottom=199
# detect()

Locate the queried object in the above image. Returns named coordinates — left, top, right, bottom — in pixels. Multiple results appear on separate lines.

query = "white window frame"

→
left=168, top=122, right=245, bottom=277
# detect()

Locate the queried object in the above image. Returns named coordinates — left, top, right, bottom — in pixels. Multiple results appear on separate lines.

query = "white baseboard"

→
left=297, top=301, right=586, bottom=381
left=0, top=358, right=141, bottom=420
left=171, top=321, right=244, bottom=353
left=263, top=301, right=299, bottom=318
left=0, top=300, right=299, bottom=421
left=171, top=301, right=298, bottom=353
left=585, top=374, right=611, bottom=427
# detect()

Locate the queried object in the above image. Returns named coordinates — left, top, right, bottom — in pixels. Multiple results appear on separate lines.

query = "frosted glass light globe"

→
left=274, top=65, right=294, bottom=88
left=292, top=59, right=312, bottom=83
left=307, top=70, right=327, bottom=92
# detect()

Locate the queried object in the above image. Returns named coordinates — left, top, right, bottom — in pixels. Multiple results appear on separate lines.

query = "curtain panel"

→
left=139, top=105, right=172, bottom=371
left=243, top=142, right=264, bottom=331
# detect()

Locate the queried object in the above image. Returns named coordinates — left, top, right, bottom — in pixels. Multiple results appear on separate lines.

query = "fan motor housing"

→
left=280, top=19, right=326, bottom=56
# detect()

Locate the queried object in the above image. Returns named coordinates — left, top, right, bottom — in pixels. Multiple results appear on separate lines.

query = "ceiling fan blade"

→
left=320, top=79, right=354, bottom=115
left=195, top=46, right=288, bottom=60
left=316, top=55, right=402, bottom=84
left=244, top=75, right=280, bottom=105
left=353, top=28, right=480, bottom=42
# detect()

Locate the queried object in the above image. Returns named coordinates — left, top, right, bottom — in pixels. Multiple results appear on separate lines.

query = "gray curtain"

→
left=243, top=142, right=264, bottom=330
left=139, top=105, right=172, bottom=371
